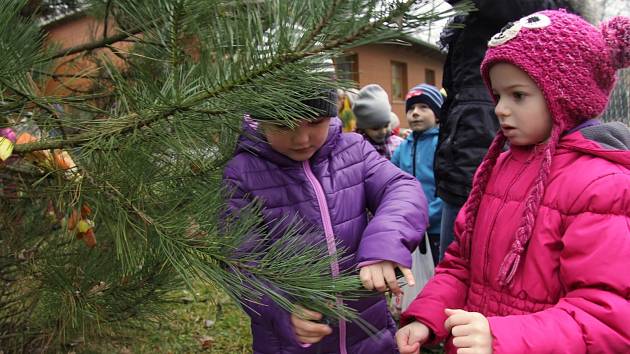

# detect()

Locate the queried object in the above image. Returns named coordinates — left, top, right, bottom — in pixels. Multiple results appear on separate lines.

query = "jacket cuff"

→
left=356, top=260, right=383, bottom=269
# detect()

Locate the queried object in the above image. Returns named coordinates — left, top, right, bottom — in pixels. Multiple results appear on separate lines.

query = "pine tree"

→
left=0, top=0, right=469, bottom=351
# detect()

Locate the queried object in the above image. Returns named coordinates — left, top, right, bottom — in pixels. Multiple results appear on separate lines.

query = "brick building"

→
left=336, top=36, right=445, bottom=127
left=41, top=12, right=445, bottom=127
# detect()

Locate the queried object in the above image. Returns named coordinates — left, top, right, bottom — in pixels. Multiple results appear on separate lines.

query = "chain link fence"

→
left=601, top=68, right=629, bottom=126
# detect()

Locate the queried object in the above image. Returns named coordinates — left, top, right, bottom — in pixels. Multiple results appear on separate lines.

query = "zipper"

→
left=412, top=133, right=418, bottom=178
left=481, top=154, right=534, bottom=287
left=302, top=160, right=347, bottom=354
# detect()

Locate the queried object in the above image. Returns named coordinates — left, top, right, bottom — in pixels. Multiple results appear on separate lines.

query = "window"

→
left=334, top=54, right=359, bottom=83
left=425, top=68, right=436, bottom=85
left=391, top=61, right=407, bottom=101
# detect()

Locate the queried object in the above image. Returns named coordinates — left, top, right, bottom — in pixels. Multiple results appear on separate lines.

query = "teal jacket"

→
left=392, top=127, right=443, bottom=234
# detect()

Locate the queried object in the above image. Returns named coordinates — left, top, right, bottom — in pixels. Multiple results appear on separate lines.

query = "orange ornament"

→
left=67, top=209, right=80, bottom=231
left=53, top=150, right=76, bottom=170
left=81, top=203, right=92, bottom=218
left=83, top=229, right=96, bottom=248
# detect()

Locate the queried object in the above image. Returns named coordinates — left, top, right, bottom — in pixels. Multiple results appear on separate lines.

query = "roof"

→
left=385, top=34, right=445, bottom=60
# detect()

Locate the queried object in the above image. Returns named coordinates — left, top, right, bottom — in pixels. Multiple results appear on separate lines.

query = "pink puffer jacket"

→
left=402, top=122, right=630, bottom=353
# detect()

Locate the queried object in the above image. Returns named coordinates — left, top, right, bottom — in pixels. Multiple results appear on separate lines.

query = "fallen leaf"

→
left=198, top=335, right=214, bottom=350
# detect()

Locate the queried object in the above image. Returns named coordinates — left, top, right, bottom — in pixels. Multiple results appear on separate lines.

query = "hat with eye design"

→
left=481, top=9, right=629, bottom=131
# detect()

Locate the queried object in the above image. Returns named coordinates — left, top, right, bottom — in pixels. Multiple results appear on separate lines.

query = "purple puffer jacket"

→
left=223, top=117, right=428, bottom=354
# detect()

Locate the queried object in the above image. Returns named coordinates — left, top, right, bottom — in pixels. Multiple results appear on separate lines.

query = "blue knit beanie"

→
left=405, top=84, right=443, bottom=119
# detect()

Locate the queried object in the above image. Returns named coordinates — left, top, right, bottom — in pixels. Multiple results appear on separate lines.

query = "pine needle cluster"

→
left=0, top=0, right=470, bottom=350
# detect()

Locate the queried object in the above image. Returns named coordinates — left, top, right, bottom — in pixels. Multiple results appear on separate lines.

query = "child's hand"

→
left=396, top=321, right=431, bottom=354
left=359, top=261, right=415, bottom=295
left=444, top=308, right=492, bottom=354
left=290, top=305, right=332, bottom=345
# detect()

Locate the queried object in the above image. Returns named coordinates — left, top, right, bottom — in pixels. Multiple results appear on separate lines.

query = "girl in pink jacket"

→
left=396, top=10, right=630, bottom=354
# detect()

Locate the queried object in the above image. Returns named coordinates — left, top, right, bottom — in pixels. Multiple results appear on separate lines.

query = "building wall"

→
left=350, top=43, right=444, bottom=128
left=42, top=15, right=128, bottom=96
left=44, top=15, right=445, bottom=129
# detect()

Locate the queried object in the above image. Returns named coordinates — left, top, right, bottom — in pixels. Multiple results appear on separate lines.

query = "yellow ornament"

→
left=0, top=137, right=14, bottom=161
left=77, top=219, right=92, bottom=234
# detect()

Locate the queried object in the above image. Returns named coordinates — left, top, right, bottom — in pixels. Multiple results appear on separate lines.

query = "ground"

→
left=99, top=286, right=444, bottom=353
left=108, top=286, right=252, bottom=353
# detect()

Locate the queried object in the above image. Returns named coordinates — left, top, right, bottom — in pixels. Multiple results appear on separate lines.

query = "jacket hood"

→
left=234, top=116, right=342, bottom=167
left=560, top=121, right=630, bottom=167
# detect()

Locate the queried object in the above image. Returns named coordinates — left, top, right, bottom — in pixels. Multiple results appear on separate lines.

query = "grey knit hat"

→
left=353, top=84, right=392, bottom=129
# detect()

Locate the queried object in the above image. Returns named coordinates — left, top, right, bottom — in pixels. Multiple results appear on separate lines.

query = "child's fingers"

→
left=445, top=308, right=466, bottom=316
left=398, top=265, right=416, bottom=287
left=372, top=266, right=386, bottom=292
left=295, top=306, right=323, bottom=321
left=294, top=322, right=332, bottom=338
left=451, top=322, right=472, bottom=337
left=454, top=349, right=477, bottom=354
left=451, top=334, right=474, bottom=348
left=383, top=264, right=400, bottom=295
left=444, top=308, right=470, bottom=332
left=291, top=306, right=332, bottom=343
left=398, top=342, right=420, bottom=354
left=395, top=328, right=420, bottom=354
left=291, top=315, right=332, bottom=338
left=295, top=329, right=331, bottom=344
left=359, top=266, right=374, bottom=290
left=370, top=265, right=387, bottom=292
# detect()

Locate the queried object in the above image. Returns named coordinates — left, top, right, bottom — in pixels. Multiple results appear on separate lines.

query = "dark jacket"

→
left=223, top=117, right=428, bottom=353
left=435, top=0, right=575, bottom=206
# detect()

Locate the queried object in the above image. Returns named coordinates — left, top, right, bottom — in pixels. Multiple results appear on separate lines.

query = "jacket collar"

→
left=406, top=126, right=439, bottom=142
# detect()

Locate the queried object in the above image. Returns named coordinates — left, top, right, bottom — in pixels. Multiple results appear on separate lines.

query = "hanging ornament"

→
left=16, top=132, right=52, bottom=162
left=0, top=128, right=16, bottom=161
left=66, top=202, right=97, bottom=248
left=83, top=228, right=96, bottom=248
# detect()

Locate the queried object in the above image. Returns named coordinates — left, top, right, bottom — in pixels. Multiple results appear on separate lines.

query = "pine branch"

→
left=0, top=77, right=68, bottom=138
left=45, top=26, right=145, bottom=61
left=102, top=0, right=113, bottom=40
left=14, top=0, right=419, bottom=155
left=296, top=0, right=343, bottom=51
left=1, top=1, right=466, bottom=350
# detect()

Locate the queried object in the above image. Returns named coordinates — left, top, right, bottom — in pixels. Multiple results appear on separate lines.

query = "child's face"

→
left=489, top=63, right=552, bottom=146
left=364, top=123, right=390, bottom=144
left=260, top=117, right=331, bottom=161
left=406, top=103, right=436, bottom=133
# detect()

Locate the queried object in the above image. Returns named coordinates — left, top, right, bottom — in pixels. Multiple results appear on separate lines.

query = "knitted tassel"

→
left=497, top=252, right=521, bottom=286
left=497, top=239, right=525, bottom=286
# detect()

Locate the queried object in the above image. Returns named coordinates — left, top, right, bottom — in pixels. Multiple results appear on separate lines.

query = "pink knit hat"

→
left=459, top=10, right=630, bottom=286
left=481, top=9, right=630, bottom=131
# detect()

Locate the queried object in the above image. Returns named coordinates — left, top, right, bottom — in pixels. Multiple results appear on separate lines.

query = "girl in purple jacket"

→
left=223, top=88, right=429, bottom=353
left=397, top=10, right=630, bottom=354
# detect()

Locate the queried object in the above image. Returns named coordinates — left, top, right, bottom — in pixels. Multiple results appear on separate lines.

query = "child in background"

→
left=224, top=85, right=429, bottom=353
left=397, top=10, right=630, bottom=354
left=337, top=88, right=358, bottom=132
left=389, top=112, right=401, bottom=138
left=392, top=83, right=444, bottom=266
left=353, top=84, right=404, bottom=159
